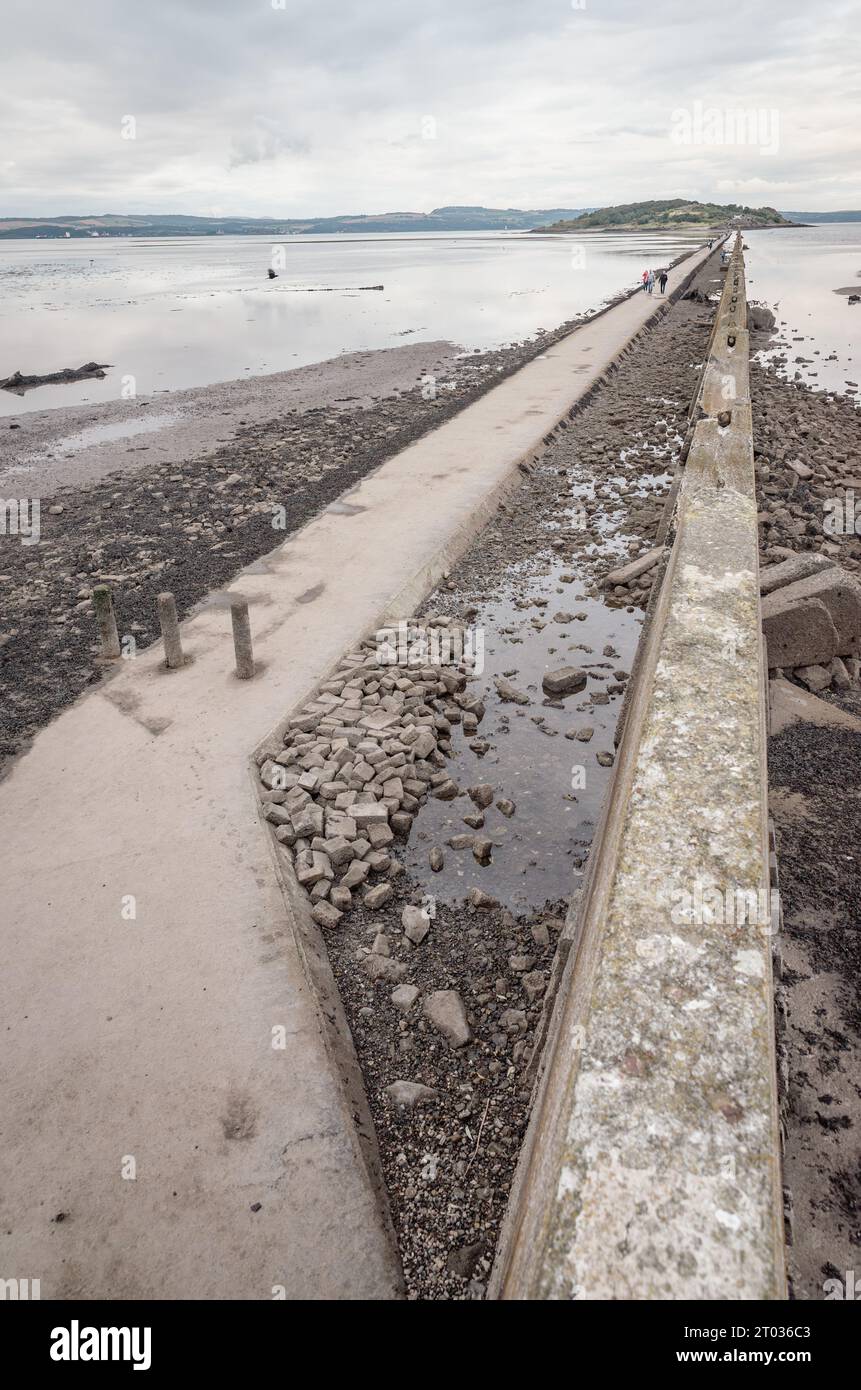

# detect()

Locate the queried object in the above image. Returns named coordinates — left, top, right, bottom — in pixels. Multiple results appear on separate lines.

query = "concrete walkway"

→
left=0, top=244, right=713, bottom=1300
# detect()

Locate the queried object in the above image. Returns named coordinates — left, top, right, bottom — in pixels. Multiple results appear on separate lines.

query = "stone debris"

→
left=493, top=676, right=530, bottom=705
left=360, top=951, right=407, bottom=983
left=402, top=903, right=432, bottom=945
left=384, top=1080, right=439, bottom=1109
left=759, top=552, right=835, bottom=596
left=602, top=545, right=663, bottom=588
left=391, top=983, right=420, bottom=1012
left=423, top=989, right=472, bottom=1048
left=541, top=666, right=587, bottom=696
left=467, top=784, right=494, bottom=809
left=466, top=887, right=500, bottom=910
left=762, top=566, right=861, bottom=670
left=259, top=622, right=482, bottom=922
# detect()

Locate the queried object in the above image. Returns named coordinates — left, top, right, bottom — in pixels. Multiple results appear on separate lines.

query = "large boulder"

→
left=760, top=552, right=834, bottom=596
left=747, top=304, right=776, bottom=333
left=762, top=568, right=861, bottom=668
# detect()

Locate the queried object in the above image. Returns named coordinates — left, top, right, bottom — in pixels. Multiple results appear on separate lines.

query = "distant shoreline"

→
left=534, top=221, right=801, bottom=234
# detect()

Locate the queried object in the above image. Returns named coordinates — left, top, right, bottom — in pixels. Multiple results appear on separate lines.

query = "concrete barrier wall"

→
left=490, top=236, right=787, bottom=1301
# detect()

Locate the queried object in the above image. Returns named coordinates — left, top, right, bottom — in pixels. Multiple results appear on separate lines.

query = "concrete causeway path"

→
left=0, top=244, right=714, bottom=1299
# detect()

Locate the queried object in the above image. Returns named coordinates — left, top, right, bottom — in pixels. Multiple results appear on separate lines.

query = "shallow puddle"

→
left=407, top=576, right=643, bottom=913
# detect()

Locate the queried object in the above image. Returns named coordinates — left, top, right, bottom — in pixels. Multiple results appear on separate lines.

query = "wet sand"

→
left=0, top=341, right=461, bottom=494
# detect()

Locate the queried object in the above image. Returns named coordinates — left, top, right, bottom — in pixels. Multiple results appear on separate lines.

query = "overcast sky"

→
left=2, top=0, right=859, bottom=216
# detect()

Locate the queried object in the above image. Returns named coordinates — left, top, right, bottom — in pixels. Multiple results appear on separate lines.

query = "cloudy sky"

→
left=2, top=0, right=859, bottom=216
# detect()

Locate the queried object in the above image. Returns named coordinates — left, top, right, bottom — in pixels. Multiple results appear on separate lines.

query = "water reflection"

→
left=0, top=229, right=705, bottom=415
left=745, top=223, right=861, bottom=397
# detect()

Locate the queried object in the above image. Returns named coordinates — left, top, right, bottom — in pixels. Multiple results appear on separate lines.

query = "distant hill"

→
left=0, top=206, right=587, bottom=240
left=779, top=210, right=861, bottom=223
left=538, top=199, right=794, bottom=232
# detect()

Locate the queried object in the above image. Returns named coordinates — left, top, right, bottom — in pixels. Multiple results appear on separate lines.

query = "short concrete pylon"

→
left=92, top=585, right=120, bottom=659
left=157, top=592, right=184, bottom=669
left=230, top=596, right=254, bottom=679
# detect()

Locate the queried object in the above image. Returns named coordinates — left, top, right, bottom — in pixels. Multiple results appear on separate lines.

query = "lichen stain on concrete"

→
left=221, top=1087, right=258, bottom=1141
left=296, top=582, right=326, bottom=604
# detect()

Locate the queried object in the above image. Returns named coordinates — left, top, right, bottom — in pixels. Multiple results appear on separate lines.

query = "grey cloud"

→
left=0, top=0, right=858, bottom=214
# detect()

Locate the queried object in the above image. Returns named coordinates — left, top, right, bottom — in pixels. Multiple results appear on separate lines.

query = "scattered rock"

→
left=446, top=1240, right=487, bottom=1279
left=493, top=676, right=530, bottom=705
left=402, top=903, right=431, bottom=945
left=391, top=984, right=420, bottom=1012
left=385, top=1081, right=439, bottom=1108
left=364, top=882, right=394, bottom=910
left=602, top=546, right=662, bottom=588
left=423, top=990, right=471, bottom=1048
left=466, top=887, right=500, bottom=910
left=468, top=784, right=494, bottom=809
left=311, top=901, right=342, bottom=929
left=360, top=952, right=407, bottom=983
left=795, top=663, right=832, bottom=693
left=542, top=666, right=587, bottom=696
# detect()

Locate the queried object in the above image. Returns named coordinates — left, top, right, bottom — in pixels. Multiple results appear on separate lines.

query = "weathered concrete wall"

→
left=490, top=237, right=786, bottom=1301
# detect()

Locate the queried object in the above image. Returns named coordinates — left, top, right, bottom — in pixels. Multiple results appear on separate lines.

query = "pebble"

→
left=467, top=784, right=494, bottom=809
left=423, top=990, right=471, bottom=1048
left=391, top=984, right=420, bottom=1012
left=360, top=952, right=407, bottom=982
left=364, top=882, right=393, bottom=909
left=385, top=1081, right=439, bottom=1109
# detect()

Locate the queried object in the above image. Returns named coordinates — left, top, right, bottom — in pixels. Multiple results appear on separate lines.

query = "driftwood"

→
left=284, top=284, right=384, bottom=293
left=0, top=362, right=112, bottom=394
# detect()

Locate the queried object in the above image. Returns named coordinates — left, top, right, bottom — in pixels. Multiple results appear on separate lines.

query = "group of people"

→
left=641, top=268, right=669, bottom=295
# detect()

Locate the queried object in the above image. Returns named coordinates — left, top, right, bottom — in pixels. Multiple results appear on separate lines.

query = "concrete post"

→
left=92, top=585, right=120, bottom=659
left=490, top=237, right=786, bottom=1302
left=230, top=597, right=254, bottom=679
left=157, top=592, right=184, bottom=669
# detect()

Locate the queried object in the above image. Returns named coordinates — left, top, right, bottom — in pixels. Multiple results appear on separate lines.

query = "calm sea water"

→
left=0, top=229, right=704, bottom=416
left=745, top=223, right=861, bottom=397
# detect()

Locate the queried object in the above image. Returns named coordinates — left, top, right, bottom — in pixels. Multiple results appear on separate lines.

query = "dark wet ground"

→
left=769, top=722, right=861, bottom=1300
